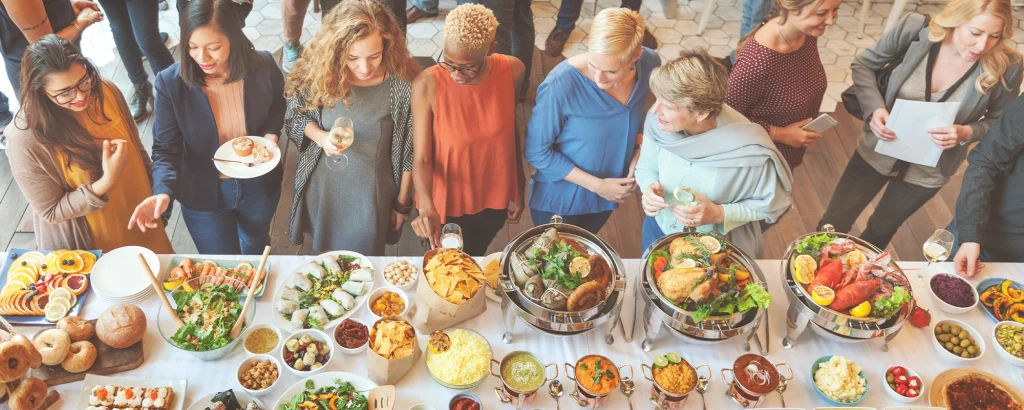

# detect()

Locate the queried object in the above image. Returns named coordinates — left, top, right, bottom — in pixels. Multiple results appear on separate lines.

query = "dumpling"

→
left=288, top=273, right=313, bottom=291
left=295, top=261, right=325, bottom=279
left=332, top=288, right=355, bottom=310
left=308, top=306, right=329, bottom=327
left=276, top=300, right=299, bottom=315
left=316, top=255, right=342, bottom=273
left=342, top=281, right=369, bottom=296
left=320, top=299, right=344, bottom=316
left=290, top=309, right=309, bottom=329
left=280, top=288, right=300, bottom=302
left=349, top=268, right=374, bottom=283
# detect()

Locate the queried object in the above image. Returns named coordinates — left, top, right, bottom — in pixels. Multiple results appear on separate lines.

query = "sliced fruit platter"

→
left=789, top=234, right=914, bottom=322
left=159, top=256, right=271, bottom=297
left=0, top=248, right=95, bottom=324
left=977, top=278, right=1024, bottom=323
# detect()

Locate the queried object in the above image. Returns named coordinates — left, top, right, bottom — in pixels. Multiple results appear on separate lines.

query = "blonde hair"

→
left=443, top=4, right=498, bottom=54
left=650, top=48, right=729, bottom=117
left=737, top=0, right=826, bottom=54
left=929, top=0, right=1020, bottom=93
left=588, top=8, right=645, bottom=60
left=285, top=0, right=419, bottom=110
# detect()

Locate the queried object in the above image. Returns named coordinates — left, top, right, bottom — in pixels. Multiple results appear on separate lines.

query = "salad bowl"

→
left=157, top=276, right=256, bottom=361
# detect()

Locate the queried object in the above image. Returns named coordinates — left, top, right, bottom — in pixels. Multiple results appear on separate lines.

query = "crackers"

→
left=424, top=250, right=484, bottom=305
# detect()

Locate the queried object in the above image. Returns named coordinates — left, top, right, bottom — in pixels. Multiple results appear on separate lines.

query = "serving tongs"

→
left=230, top=246, right=271, bottom=339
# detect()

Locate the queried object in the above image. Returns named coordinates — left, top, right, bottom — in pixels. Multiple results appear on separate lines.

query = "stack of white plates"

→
left=90, top=246, right=160, bottom=303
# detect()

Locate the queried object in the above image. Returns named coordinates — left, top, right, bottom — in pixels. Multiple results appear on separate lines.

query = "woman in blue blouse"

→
left=524, top=8, right=660, bottom=233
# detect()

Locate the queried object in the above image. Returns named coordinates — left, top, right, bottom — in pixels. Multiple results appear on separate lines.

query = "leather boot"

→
left=130, top=81, right=153, bottom=122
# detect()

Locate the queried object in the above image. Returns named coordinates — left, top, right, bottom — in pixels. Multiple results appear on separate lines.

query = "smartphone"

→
left=801, top=113, right=838, bottom=134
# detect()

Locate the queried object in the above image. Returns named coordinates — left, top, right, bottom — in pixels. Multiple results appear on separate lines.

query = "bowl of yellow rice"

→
left=425, top=328, right=492, bottom=389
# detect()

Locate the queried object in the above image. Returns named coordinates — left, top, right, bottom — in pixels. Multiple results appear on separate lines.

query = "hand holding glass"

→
left=326, top=117, right=354, bottom=170
left=921, top=229, right=954, bottom=278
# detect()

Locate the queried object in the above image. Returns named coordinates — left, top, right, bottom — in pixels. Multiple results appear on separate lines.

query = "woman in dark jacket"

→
left=129, top=0, right=285, bottom=255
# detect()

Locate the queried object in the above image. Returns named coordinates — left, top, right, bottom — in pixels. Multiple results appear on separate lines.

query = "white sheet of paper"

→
left=874, top=99, right=960, bottom=167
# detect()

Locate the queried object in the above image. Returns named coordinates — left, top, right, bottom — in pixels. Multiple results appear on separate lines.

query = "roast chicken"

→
left=656, top=266, right=718, bottom=305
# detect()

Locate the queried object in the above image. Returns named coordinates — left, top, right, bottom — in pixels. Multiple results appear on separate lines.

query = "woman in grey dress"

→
left=285, top=0, right=420, bottom=255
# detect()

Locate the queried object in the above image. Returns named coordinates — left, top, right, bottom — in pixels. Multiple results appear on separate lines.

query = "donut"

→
left=0, top=334, right=42, bottom=383
left=61, top=341, right=97, bottom=373
left=57, top=316, right=95, bottom=342
left=32, top=329, right=70, bottom=366
left=8, top=377, right=47, bottom=410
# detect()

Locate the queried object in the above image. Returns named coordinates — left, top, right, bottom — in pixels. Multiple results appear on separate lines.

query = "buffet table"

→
left=9, top=253, right=1023, bottom=410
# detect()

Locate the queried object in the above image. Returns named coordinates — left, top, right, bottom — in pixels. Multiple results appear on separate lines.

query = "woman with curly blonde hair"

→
left=821, top=0, right=1022, bottom=249
left=284, top=0, right=420, bottom=254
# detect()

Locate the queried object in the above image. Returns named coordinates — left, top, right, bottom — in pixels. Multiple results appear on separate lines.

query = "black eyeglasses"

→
left=435, top=49, right=484, bottom=79
left=46, top=69, right=96, bottom=105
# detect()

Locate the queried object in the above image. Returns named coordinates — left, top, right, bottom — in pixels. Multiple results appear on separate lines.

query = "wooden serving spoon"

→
left=230, top=246, right=271, bottom=339
left=139, top=253, right=184, bottom=328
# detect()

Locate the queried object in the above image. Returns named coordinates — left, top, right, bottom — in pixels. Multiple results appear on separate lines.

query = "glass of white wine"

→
left=671, top=186, right=700, bottom=232
left=921, top=229, right=954, bottom=279
left=326, top=117, right=354, bottom=171
left=439, top=223, right=463, bottom=251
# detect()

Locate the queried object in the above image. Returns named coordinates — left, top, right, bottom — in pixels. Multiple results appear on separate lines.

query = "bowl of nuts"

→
left=383, top=259, right=418, bottom=290
left=237, top=354, right=281, bottom=396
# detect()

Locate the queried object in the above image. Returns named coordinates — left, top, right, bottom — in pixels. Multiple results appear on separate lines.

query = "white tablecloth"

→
left=7, top=253, right=1023, bottom=410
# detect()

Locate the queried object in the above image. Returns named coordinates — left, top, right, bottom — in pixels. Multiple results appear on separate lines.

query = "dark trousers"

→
left=180, top=178, right=281, bottom=255
left=641, top=216, right=665, bottom=255
left=819, top=152, right=941, bottom=249
left=446, top=208, right=507, bottom=256
left=480, top=0, right=533, bottom=94
left=530, top=208, right=613, bottom=235
left=99, top=0, right=175, bottom=86
left=555, top=0, right=641, bottom=32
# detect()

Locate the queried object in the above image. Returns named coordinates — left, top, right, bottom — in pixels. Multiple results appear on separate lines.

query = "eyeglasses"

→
left=435, top=49, right=483, bottom=79
left=46, top=70, right=96, bottom=105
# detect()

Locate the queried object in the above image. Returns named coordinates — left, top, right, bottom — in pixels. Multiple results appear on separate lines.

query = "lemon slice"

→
left=164, top=278, right=184, bottom=291
left=45, top=303, right=68, bottom=322
left=699, top=236, right=722, bottom=253
left=15, top=251, right=46, bottom=266
left=1, top=283, right=24, bottom=295
left=678, top=259, right=697, bottom=268
left=793, top=255, right=817, bottom=285
left=850, top=301, right=872, bottom=318
left=235, top=262, right=253, bottom=270
left=49, top=297, right=71, bottom=311
left=843, top=250, right=867, bottom=269
left=49, top=287, right=72, bottom=302
left=569, top=256, right=591, bottom=278
left=811, top=286, right=835, bottom=306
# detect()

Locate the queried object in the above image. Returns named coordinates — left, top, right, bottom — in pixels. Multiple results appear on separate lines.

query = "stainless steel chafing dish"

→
left=498, top=216, right=627, bottom=344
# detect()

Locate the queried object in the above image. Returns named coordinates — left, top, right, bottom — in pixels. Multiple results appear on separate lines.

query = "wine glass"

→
left=325, top=117, right=354, bottom=171
left=921, top=229, right=954, bottom=279
left=669, top=186, right=700, bottom=232
left=439, top=223, right=463, bottom=251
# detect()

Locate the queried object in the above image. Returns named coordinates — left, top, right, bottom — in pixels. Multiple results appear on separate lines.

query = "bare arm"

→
left=410, top=70, right=441, bottom=246
left=1, top=0, right=101, bottom=43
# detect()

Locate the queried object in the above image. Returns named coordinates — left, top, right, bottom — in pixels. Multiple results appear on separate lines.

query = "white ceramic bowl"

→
left=279, top=329, right=335, bottom=376
left=382, top=260, right=419, bottom=290
left=365, top=285, right=409, bottom=321
left=992, top=321, right=1024, bottom=366
left=236, top=354, right=282, bottom=397
left=928, top=273, right=979, bottom=314
left=408, top=405, right=437, bottom=410
left=242, top=324, right=282, bottom=356
left=931, top=319, right=985, bottom=363
left=882, top=365, right=924, bottom=403
left=332, top=317, right=369, bottom=355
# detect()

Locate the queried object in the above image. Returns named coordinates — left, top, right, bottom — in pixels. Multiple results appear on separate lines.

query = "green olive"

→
left=950, top=337, right=961, bottom=345
left=958, top=330, right=969, bottom=339
left=945, top=342, right=955, bottom=351
left=951, top=325, right=963, bottom=335
left=961, top=351, right=972, bottom=358
left=938, top=334, right=952, bottom=342
left=935, top=327, right=943, bottom=335
left=942, top=324, right=952, bottom=333
left=953, top=346, right=964, bottom=354
left=967, top=346, right=978, bottom=355
left=960, top=339, right=972, bottom=348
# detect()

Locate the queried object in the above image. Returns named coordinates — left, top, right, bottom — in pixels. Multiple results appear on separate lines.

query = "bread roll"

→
left=57, top=316, right=95, bottom=342
left=96, top=304, right=146, bottom=349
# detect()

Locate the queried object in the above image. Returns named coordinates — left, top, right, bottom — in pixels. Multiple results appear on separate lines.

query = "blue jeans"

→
left=180, top=178, right=281, bottom=255
left=641, top=216, right=665, bottom=255
left=99, top=0, right=175, bottom=86
left=555, top=0, right=641, bottom=32
left=732, top=0, right=773, bottom=61
left=530, top=209, right=614, bottom=235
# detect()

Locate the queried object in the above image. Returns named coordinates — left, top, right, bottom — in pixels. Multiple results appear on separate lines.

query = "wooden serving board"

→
left=29, top=320, right=143, bottom=386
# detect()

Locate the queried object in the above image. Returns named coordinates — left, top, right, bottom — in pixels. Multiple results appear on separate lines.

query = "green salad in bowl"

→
left=157, top=276, right=256, bottom=360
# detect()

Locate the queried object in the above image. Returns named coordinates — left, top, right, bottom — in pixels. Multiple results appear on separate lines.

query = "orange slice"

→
left=57, top=252, right=84, bottom=274
left=75, top=251, right=96, bottom=274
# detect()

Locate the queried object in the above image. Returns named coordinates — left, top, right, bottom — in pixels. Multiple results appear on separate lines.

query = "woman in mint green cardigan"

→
left=636, top=49, right=793, bottom=258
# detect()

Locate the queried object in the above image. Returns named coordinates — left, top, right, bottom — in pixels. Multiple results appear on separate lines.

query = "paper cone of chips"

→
left=367, top=316, right=420, bottom=385
left=410, top=249, right=486, bottom=334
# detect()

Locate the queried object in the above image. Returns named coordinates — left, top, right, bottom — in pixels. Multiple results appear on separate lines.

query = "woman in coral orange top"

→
left=410, top=3, right=526, bottom=256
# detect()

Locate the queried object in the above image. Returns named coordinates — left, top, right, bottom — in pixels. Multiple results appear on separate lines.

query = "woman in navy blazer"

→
left=129, top=0, right=285, bottom=254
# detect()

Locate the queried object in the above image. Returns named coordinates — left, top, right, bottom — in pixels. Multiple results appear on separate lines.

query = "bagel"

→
left=32, top=329, right=70, bottom=366
left=60, top=341, right=97, bottom=373
left=57, top=316, right=94, bottom=342
left=0, top=334, right=42, bottom=383
left=8, top=377, right=47, bottom=410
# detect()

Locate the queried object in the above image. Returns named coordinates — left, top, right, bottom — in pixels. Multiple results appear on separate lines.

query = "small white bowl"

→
left=882, top=365, right=924, bottom=403
left=236, top=354, right=282, bottom=397
left=280, top=329, right=335, bottom=376
left=928, top=273, right=979, bottom=315
left=382, top=260, right=419, bottom=290
left=932, top=319, right=985, bottom=363
left=365, top=285, right=409, bottom=321
left=992, top=321, right=1024, bottom=366
left=332, top=317, right=369, bottom=355
left=242, top=324, right=282, bottom=356
left=408, top=405, right=436, bottom=410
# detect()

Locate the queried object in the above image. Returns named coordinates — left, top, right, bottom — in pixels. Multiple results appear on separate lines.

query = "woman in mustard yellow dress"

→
left=6, top=35, right=172, bottom=253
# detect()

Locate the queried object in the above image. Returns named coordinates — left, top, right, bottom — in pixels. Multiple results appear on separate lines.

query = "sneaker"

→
left=544, top=29, right=572, bottom=57
left=282, top=41, right=302, bottom=74
left=406, top=5, right=437, bottom=24
left=130, top=81, right=153, bottom=122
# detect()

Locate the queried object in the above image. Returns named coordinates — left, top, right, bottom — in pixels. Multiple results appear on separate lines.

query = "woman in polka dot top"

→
left=726, top=0, right=841, bottom=169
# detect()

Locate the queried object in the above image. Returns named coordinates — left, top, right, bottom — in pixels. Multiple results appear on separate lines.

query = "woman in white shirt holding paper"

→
left=819, top=0, right=1021, bottom=250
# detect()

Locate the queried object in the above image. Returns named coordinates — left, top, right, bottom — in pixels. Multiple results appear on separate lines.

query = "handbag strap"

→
left=924, top=42, right=978, bottom=103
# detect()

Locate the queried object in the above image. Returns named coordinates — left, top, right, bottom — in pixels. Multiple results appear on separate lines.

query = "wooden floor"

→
left=0, top=47, right=964, bottom=261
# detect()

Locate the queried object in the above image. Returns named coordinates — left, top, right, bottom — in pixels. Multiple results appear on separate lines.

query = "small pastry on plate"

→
left=232, top=137, right=254, bottom=156
left=252, top=145, right=273, bottom=164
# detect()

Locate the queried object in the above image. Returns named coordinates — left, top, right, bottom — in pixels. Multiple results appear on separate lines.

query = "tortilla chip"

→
left=424, top=250, right=483, bottom=305
left=484, top=259, right=500, bottom=288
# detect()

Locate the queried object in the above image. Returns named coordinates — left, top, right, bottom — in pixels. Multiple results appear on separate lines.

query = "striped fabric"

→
left=284, top=75, right=414, bottom=246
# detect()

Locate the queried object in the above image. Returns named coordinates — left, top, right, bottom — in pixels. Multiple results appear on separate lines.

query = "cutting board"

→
left=29, top=320, right=144, bottom=386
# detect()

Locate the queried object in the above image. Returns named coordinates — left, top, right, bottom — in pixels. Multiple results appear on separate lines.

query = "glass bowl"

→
left=424, top=328, right=491, bottom=390
left=157, top=276, right=256, bottom=361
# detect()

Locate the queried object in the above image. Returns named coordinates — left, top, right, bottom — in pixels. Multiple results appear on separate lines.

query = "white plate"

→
left=187, top=389, right=266, bottom=410
left=76, top=374, right=187, bottom=410
left=91, top=246, right=160, bottom=299
left=273, top=251, right=374, bottom=333
left=213, top=136, right=281, bottom=179
left=480, top=252, right=502, bottom=303
left=274, top=372, right=376, bottom=410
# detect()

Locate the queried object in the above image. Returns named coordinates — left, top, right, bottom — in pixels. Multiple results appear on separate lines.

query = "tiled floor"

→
left=66, top=0, right=1024, bottom=115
